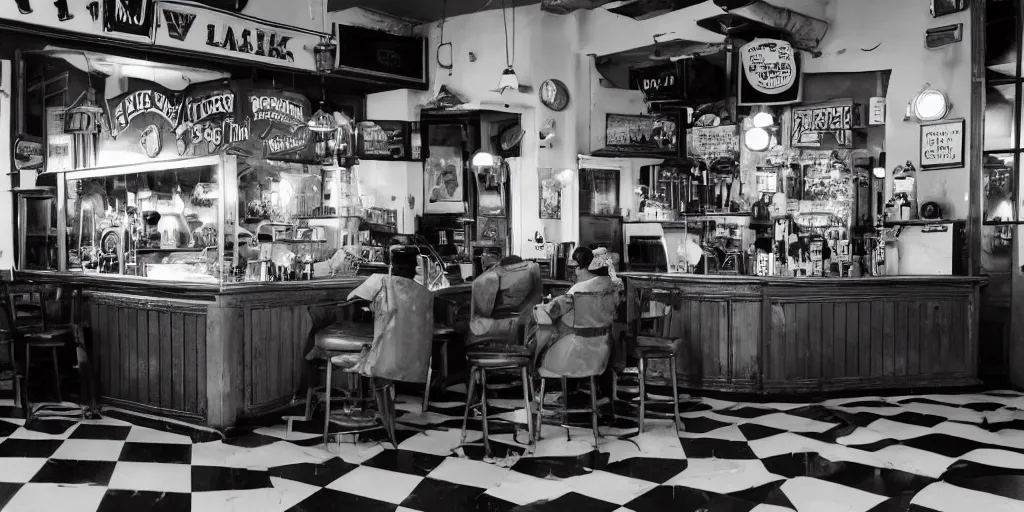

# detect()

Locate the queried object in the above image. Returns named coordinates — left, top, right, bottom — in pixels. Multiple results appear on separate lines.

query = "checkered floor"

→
left=0, top=386, right=1023, bottom=512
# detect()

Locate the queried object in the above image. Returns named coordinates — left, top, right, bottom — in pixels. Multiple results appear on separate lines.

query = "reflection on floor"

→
left=0, top=386, right=1023, bottom=512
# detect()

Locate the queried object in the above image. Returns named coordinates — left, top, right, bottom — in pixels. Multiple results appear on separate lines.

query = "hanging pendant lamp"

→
left=494, top=0, right=519, bottom=94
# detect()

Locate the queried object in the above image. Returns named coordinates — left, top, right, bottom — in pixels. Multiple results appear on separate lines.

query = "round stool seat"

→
left=329, top=352, right=362, bottom=370
left=636, top=336, right=683, bottom=352
left=316, top=322, right=373, bottom=352
left=466, top=343, right=531, bottom=368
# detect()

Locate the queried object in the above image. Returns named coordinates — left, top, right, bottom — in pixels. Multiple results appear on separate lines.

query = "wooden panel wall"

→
left=89, top=293, right=208, bottom=419
left=242, top=304, right=313, bottom=413
left=625, top=276, right=981, bottom=394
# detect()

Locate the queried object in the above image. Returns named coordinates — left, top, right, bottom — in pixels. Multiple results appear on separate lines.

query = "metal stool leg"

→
left=422, top=355, right=433, bottom=413
left=479, top=368, right=492, bottom=457
left=323, top=361, right=333, bottom=449
left=520, top=366, right=534, bottom=451
left=51, top=347, right=61, bottom=402
left=638, top=357, right=647, bottom=433
left=535, top=378, right=546, bottom=440
left=669, top=354, right=681, bottom=433
left=460, top=366, right=478, bottom=445
left=589, top=375, right=600, bottom=449
left=611, top=370, right=619, bottom=422
left=24, top=345, right=31, bottom=406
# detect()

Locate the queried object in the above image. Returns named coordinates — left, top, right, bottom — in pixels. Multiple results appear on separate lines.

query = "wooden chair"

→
left=0, top=281, right=82, bottom=408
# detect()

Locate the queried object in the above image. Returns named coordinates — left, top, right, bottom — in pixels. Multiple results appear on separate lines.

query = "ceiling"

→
left=328, top=0, right=543, bottom=22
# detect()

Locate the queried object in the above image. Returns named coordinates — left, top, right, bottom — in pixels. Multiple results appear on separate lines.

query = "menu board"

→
left=356, top=120, right=410, bottom=161
left=919, top=118, right=965, bottom=170
left=686, top=124, right=739, bottom=160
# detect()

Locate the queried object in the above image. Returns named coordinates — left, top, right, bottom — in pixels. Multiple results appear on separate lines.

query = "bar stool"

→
left=1, top=282, right=81, bottom=407
left=422, top=325, right=454, bottom=411
left=460, top=337, right=535, bottom=457
left=533, top=291, right=616, bottom=448
left=613, top=297, right=682, bottom=433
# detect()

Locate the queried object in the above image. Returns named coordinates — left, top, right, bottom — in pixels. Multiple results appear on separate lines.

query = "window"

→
left=985, top=0, right=1024, bottom=223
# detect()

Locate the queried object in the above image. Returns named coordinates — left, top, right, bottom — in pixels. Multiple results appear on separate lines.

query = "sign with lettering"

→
left=176, top=85, right=249, bottom=157
left=598, top=114, right=679, bottom=158
left=111, top=88, right=181, bottom=135
left=244, top=89, right=314, bottom=162
left=1, top=0, right=154, bottom=43
left=919, top=118, right=965, bottom=170
left=738, top=38, right=802, bottom=106
left=629, top=63, right=679, bottom=103
left=153, top=2, right=320, bottom=71
left=791, top=100, right=856, bottom=148
left=100, top=79, right=181, bottom=165
left=334, top=24, right=427, bottom=85
left=356, top=121, right=410, bottom=161
left=686, top=124, right=740, bottom=160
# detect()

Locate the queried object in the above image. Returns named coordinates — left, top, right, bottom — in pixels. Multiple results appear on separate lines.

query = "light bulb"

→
left=752, top=112, right=774, bottom=128
left=744, top=127, right=770, bottom=151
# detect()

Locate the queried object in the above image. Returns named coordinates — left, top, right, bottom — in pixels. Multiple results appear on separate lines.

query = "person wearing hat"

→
left=530, top=247, right=623, bottom=377
left=469, top=255, right=543, bottom=346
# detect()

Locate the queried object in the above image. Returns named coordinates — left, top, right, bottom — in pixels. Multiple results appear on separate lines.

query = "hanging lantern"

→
left=313, top=36, right=337, bottom=74
left=333, top=111, right=354, bottom=158
left=308, top=102, right=337, bottom=135
left=64, top=89, right=103, bottom=134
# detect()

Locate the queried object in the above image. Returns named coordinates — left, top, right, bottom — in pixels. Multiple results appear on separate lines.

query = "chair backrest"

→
left=635, top=290, right=673, bottom=339
left=1, top=282, right=84, bottom=338
left=569, top=289, right=620, bottom=330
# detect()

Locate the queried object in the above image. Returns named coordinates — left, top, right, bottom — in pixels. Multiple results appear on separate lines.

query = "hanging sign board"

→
left=919, top=118, right=965, bottom=170
left=244, top=89, right=317, bottom=162
left=629, top=62, right=680, bottom=103
left=334, top=23, right=427, bottom=85
left=1, top=0, right=154, bottom=43
left=356, top=121, right=410, bottom=161
left=737, top=38, right=802, bottom=106
left=154, top=2, right=322, bottom=71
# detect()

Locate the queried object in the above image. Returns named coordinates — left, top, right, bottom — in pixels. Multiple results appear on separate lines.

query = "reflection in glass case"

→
left=63, top=156, right=233, bottom=284
left=16, top=188, right=59, bottom=270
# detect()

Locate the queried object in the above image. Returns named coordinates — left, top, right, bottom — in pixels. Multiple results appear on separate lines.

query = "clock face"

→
left=539, top=79, right=569, bottom=111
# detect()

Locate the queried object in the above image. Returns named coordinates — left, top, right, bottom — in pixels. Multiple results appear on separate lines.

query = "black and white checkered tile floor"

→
left=1, top=385, right=1023, bottom=512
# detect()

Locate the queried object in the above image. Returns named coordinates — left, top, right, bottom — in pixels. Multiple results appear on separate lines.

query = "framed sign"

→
left=598, top=114, right=678, bottom=158
left=919, top=118, right=965, bottom=170
left=686, top=124, right=740, bottom=160
left=3, top=0, right=154, bottom=43
left=154, top=2, right=322, bottom=71
left=791, top=99, right=856, bottom=148
left=629, top=62, right=679, bottom=103
left=245, top=89, right=316, bottom=162
left=356, top=120, right=410, bottom=161
left=334, top=23, right=427, bottom=85
left=538, top=168, right=562, bottom=219
left=737, top=39, right=802, bottom=106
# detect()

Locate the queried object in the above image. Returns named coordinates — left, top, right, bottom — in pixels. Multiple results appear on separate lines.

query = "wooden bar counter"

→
left=621, top=272, right=988, bottom=394
left=16, top=270, right=363, bottom=430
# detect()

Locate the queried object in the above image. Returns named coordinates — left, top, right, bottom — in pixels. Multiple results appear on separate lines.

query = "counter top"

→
left=14, top=270, right=365, bottom=297
left=618, top=272, right=989, bottom=287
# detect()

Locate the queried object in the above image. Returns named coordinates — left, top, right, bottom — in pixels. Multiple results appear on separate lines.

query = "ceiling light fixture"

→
left=494, top=0, right=519, bottom=94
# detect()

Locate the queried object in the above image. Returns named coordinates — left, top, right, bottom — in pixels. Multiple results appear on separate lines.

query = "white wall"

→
left=0, top=61, right=13, bottom=271
left=805, top=0, right=972, bottom=219
left=360, top=89, right=424, bottom=232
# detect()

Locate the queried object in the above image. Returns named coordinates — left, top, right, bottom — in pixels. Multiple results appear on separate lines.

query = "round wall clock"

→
left=539, top=79, right=570, bottom=111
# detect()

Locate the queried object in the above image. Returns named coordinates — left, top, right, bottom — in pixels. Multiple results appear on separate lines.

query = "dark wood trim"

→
left=968, top=1, right=984, bottom=278
left=89, top=292, right=209, bottom=315
left=100, top=396, right=205, bottom=424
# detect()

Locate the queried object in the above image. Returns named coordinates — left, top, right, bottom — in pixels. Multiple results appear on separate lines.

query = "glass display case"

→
left=53, top=155, right=450, bottom=288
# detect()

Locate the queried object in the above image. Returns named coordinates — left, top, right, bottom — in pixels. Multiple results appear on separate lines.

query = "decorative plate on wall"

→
left=539, top=79, right=570, bottom=112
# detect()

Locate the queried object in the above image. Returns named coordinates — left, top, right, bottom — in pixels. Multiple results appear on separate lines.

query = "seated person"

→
left=469, top=255, right=543, bottom=346
left=343, top=246, right=434, bottom=383
left=531, top=247, right=623, bottom=378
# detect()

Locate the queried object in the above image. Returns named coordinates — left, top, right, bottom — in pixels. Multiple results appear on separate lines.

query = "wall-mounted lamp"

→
left=873, top=151, right=886, bottom=179
left=905, top=84, right=950, bottom=122
left=472, top=150, right=496, bottom=167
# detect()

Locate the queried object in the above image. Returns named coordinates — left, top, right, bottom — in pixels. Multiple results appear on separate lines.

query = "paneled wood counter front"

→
left=15, top=271, right=363, bottom=430
left=621, top=272, right=987, bottom=394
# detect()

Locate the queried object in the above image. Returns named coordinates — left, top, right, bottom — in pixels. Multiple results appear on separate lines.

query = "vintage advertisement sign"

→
left=334, top=24, right=427, bottom=85
left=154, top=2, right=322, bottom=71
left=919, top=118, right=965, bottom=170
left=686, top=124, right=740, bottom=160
left=3, top=0, right=154, bottom=42
left=356, top=121, right=409, bottom=161
left=738, top=39, right=802, bottom=106
left=599, top=114, right=678, bottom=157
left=245, top=89, right=315, bottom=162
left=177, top=84, right=248, bottom=157
left=791, top=100, right=856, bottom=148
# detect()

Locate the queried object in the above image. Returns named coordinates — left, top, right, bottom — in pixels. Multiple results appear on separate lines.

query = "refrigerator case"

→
left=895, top=222, right=966, bottom=276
